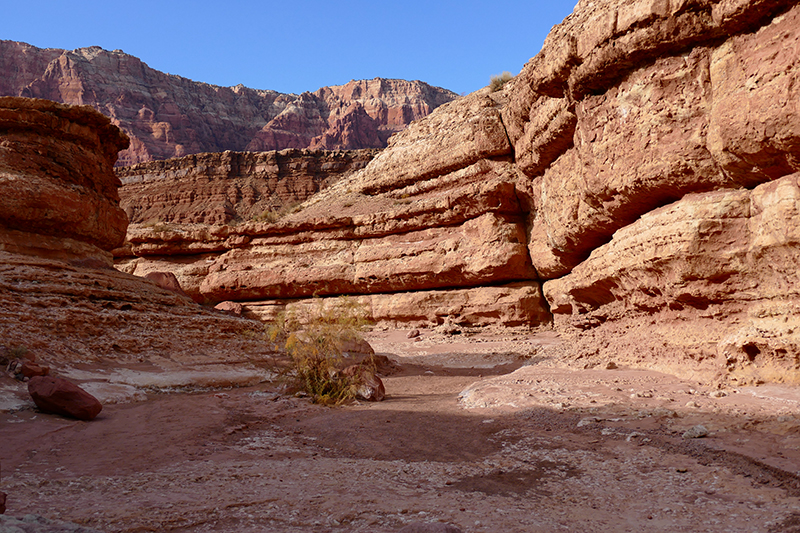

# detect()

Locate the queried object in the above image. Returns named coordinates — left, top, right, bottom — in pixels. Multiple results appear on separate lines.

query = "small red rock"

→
left=27, top=376, right=102, bottom=421
left=341, top=365, right=385, bottom=402
left=214, top=301, right=243, bottom=316
left=0, top=491, right=6, bottom=514
left=20, top=361, right=49, bottom=378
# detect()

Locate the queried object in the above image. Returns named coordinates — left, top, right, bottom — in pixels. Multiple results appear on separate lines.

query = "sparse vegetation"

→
left=269, top=298, right=373, bottom=405
left=489, top=71, right=514, bottom=92
left=142, top=219, right=170, bottom=232
left=252, top=201, right=304, bottom=223
left=253, top=209, right=282, bottom=223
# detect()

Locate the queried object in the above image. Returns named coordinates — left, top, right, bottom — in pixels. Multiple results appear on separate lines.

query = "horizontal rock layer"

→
left=0, top=97, right=274, bottom=371
left=0, top=40, right=457, bottom=165
left=115, top=0, right=800, bottom=383
left=0, top=96, right=129, bottom=252
left=116, top=149, right=379, bottom=225
left=242, top=282, right=551, bottom=328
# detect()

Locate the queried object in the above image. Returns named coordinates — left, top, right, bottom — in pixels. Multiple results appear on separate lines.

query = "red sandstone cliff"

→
left=0, top=41, right=457, bottom=166
left=116, top=149, right=379, bottom=225
left=117, top=0, right=800, bottom=386
left=0, top=96, right=272, bottom=371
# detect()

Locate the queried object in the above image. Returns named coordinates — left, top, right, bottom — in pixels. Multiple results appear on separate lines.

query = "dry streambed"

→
left=2, top=329, right=800, bottom=532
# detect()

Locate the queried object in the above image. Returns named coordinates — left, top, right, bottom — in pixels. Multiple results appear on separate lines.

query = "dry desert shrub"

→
left=268, top=297, right=373, bottom=405
left=489, top=71, right=514, bottom=92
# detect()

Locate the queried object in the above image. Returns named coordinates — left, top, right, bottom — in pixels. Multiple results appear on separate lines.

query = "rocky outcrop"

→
left=0, top=41, right=457, bottom=165
left=0, top=96, right=128, bottom=261
left=117, top=0, right=800, bottom=383
left=116, top=148, right=378, bottom=225
left=543, top=174, right=800, bottom=384
left=0, top=97, right=272, bottom=372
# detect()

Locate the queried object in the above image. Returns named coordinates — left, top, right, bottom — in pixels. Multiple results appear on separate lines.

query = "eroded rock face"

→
left=0, top=41, right=457, bottom=165
left=0, top=97, right=129, bottom=254
left=115, top=0, right=800, bottom=382
left=0, top=97, right=273, bottom=372
left=543, top=174, right=800, bottom=384
left=116, top=149, right=378, bottom=225
left=118, top=154, right=552, bottom=327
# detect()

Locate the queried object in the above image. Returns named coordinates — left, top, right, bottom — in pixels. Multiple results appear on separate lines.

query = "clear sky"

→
left=1, top=0, right=578, bottom=96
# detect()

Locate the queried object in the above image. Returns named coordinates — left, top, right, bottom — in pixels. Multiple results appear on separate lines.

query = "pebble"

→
left=682, top=425, right=709, bottom=439
left=577, top=417, right=601, bottom=428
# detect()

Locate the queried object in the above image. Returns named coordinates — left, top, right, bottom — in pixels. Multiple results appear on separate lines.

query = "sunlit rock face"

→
left=0, top=40, right=457, bottom=165
left=114, top=0, right=800, bottom=383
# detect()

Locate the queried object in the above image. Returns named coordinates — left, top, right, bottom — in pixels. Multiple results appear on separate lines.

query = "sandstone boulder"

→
left=20, top=361, right=49, bottom=379
left=341, top=364, right=385, bottom=402
left=214, top=301, right=243, bottom=316
left=28, top=376, right=103, bottom=421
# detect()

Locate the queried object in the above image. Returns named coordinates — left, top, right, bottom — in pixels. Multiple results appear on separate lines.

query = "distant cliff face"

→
left=116, top=149, right=379, bottom=225
left=0, top=41, right=457, bottom=165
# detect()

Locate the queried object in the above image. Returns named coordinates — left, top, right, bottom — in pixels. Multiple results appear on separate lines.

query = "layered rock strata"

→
left=118, top=0, right=800, bottom=383
left=116, top=149, right=379, bottom=225
left=0, top=41, right=457, bottom=165
left=0, top=97, right=271, bottom=371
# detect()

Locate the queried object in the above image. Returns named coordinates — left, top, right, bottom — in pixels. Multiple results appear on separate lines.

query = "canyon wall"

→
left=0, top=41, right=457, bottom=165
left=0, top=97, right=271, bottom=371
left=118, top=0, right=800, bottom=384
left=116, top=149, right=379, bottom=225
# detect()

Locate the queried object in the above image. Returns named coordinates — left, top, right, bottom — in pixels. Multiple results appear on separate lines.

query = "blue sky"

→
left=1, top=0, right=578, bottom=95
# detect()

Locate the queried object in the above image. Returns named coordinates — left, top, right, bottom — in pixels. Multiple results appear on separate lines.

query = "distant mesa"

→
left=0, top=40, right=458, bottom=165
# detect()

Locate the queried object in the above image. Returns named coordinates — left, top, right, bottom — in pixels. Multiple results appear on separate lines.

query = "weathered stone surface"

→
left=398, top=523, right=463, bottom=533
left=0, top=251, right=271, bottom=366
left=543, top=174, right=800, bottom=384
left=143, top=271, right=190, bottom=299
left=28, top=375, right=103, bottom=420
left=353, top=92, right=513, bottom=195
left=0, top=41, right=457, bottom=165
left=199, top=212, right=533, bottom=301
left=116, top=149, right=378, bottom=225
left=0, top=514, right=105, bottom=532
left=0, top=96, right=129, bottom=251
left=0, top=98, right=277, bottom=374
left=243, top=283, right=550, bottom=328
left=707, top=5, right=800, bottom=182
left=20, top=361, right=49, bottom=378
left=118, top=162, right=541, bottom=311
left=214, top=301, right=243, bottom=316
